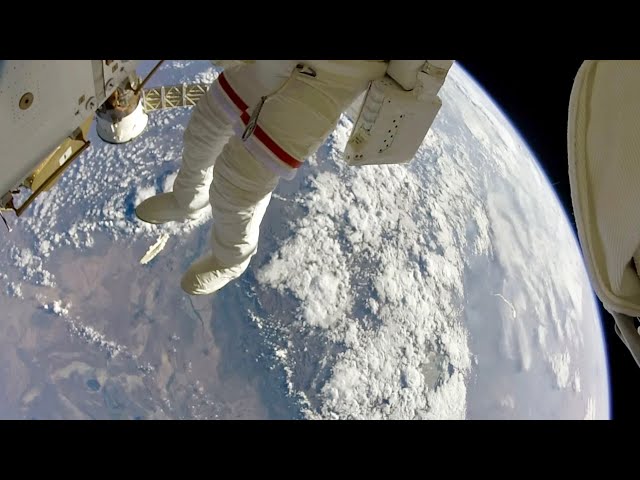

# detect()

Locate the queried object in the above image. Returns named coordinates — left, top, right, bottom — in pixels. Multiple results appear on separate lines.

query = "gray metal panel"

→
left=0, top=60, right=141, bottom=197
left=0, top=61, right=96, bottom=196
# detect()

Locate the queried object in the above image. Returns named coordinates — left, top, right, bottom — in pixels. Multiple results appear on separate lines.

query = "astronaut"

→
left=135, top=60, right=451, bottom=296
left=568, top=60, right=640, bottom=366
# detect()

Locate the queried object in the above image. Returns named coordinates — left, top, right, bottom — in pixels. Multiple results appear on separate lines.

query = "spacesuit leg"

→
left=180, top=135, right=279, bottom=295
left=135, top=85, right=234, bottom=224
left=180, top=60, right=388, bottom=295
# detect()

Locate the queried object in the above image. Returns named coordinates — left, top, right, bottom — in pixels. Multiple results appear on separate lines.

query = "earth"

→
left=0, top=60, right=610, bottom=419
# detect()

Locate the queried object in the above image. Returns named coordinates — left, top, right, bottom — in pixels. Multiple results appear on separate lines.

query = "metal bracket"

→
left=10, top=137, right=90, bottom=217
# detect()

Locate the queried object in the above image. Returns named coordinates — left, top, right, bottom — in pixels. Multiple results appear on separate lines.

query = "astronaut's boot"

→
left=135, top=192, right=208, bottom=225
left=180, top=253, right=251, bottom=295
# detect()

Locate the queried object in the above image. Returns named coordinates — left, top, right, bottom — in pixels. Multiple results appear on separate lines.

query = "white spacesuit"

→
left=568, top=60, right=640, bottom=365
left=135, top=60, right=448, bottom=296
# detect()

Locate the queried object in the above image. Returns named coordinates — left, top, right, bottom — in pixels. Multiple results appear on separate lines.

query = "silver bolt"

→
left=85, top=96, right=96, bottom=110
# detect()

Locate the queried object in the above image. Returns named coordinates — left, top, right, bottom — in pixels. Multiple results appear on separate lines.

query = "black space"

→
left=458, top=59, right=640, bottom=419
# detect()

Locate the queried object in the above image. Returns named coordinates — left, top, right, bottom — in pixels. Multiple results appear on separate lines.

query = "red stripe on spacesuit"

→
left=238, top=112, right=302, bottom=169
left=218, top=72, right=249, bottom=112
left=218, top=72, right=303, bottom=170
